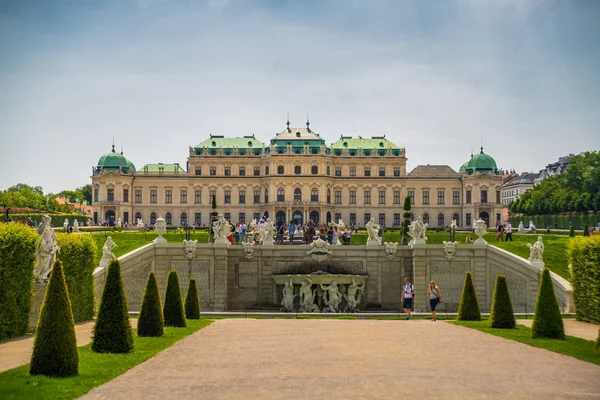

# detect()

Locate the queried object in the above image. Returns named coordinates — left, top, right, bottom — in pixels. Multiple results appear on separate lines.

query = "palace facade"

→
left=91, top=122, right=504, bottom=228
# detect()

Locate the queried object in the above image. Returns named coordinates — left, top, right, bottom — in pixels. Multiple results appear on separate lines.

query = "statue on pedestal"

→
left=261, top=218, right=276, bottom=244
left=365, top=217, right=380, bottom=246
left=408, top=216, right=428, bottom=245
left=99, top=236, right=117, bottom=269
left=154, top=216, right=167, bottom=243
left=527, top=236, right=544, bottom=263
left=73, top=219, right=80, bottom=232
left=320, top=280, right=341, bottom=312
left=344, top=279, right=365, bottom=312
left=281, top=278, right=295, bottom=312
left=212, top=214, right=231, bottom=244
left=35, top=215, right=60, bottom=283
left=63, top=218, right=69, bottom=231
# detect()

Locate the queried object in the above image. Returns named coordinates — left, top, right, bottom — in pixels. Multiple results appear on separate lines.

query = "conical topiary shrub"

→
left=583, top=224, right=589, bottom=237
left=163, top=270, right=187, bottom=327
left=30, top=260, right=79, bottom=376
left=595, top=326, right=600, bottom=354
left=569, top=226, right=575, bottom=237
left=457, top=271, right=481, bottom=321
left=531, top=268, right=565, bottom=339
left=92, top=259, right=134, bottom=353
left=184, top=278, right=201, bottom=320
left=137, top=272, right=164, bottom=337
left=488, top=275, right=516, bottom=329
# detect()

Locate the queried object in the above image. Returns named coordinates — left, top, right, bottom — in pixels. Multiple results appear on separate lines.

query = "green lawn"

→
left=0, top=319, right=211, bottom=400
left=451, top=320, right=600, bottom=366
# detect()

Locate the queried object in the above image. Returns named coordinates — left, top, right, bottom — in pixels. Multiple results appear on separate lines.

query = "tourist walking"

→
left=288, top=221, right=296, bottom=244
left=427, top=281, right=443, bottom=321
left=401, top=277, right=415, bottom=320
left=496, top=224, right=504, bottom=241
left=505, top=220, right=513, bottom=241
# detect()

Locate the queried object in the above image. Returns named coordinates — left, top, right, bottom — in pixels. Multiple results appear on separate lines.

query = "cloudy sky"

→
left=1, top=0, right=599, bottom=193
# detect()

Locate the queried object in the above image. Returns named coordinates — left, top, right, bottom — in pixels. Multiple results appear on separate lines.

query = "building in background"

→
left=534, top=154, right=574, bottom=184
left=501, top=172, right=540, bottom=206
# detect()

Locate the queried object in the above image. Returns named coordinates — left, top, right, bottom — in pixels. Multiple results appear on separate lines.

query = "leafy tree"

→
left=163, top=271, right=186, bottom=327
left=488, top=275, right=516, bottom=329
left=30, top=260, right=78, bottom=377
left=457, top=272, right=481, bottom=321
left=531, top=268, right=565, bottom=339
left=184, top=278, right=201, bottom=319
left=137, top=272, right=164, bottom=337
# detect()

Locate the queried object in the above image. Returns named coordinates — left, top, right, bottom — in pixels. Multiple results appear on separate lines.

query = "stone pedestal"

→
left=213, top=238, right=230, bottom=246
left=29, top=283, right=47, bottom=329
left=262, top=237, right=274, bottom=246
left=212, top=242, right=230, bottom=311
left=366, top=239, right=379, bottom=246
left=529, top=260, right=544, bottom=269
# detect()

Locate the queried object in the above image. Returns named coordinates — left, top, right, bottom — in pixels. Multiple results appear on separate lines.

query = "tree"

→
left=79, top=184, right=92, bottom=204
left=137, top=272, right=164, bottom=337
left=92, top=259, right=134, bottom=353
left=30, top=260, right=78, bottom=376
left=457, top=272, right=481, bottom=321
left=401, top=195, right=412, bottom=245
left=184, top=278, right=201, bottom=319
left=488, top=275, right=516, bottom=329
left=531, top=268, right=565, bottom=339
left=163, top=270, right=187, bottom=327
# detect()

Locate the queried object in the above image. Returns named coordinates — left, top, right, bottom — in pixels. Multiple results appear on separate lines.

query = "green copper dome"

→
left=96, top=145, right=135, bottom=173
left=460, top=147, right=498, bottom=175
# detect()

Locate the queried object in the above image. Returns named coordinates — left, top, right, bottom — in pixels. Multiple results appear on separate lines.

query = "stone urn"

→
left=154, top=217, right=167, bottom=244
left=474, top=219, right=487, bottom=245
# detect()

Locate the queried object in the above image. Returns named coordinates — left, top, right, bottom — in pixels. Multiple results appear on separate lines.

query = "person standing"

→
left=427, top=281, right=443, bottom=321
left=505, top=219, right=513, bottom=241
left=401, top=277, right=415, bottom=320
left=288, top=220, right=296, bottom=244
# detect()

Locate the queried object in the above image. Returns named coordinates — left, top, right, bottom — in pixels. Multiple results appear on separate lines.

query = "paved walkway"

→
left=81, top=320, right=600, bottom=400
left=518, top=319, right=599, bottom=341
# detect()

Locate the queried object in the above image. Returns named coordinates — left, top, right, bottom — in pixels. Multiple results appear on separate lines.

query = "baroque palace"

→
left=91, top=121, right=503, bottom=229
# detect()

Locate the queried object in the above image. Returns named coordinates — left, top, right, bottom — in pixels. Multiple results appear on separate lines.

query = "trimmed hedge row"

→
left=569, top=235, right=600, bottom=323
left=0, top=223, right=38, bottom=340
left=509, top=213, right=599, bottom=231
left=56, top=233, right=96, bottom=323
left=5, top=213, right=89, bottom=227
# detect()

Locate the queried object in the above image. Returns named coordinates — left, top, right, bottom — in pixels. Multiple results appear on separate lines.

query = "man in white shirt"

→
left=401, top=277, right=415, bottom=320
left=505, top=220, right=513, bottom=241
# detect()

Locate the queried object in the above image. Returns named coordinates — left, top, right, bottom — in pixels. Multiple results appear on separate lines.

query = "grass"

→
left=451, top=320, right=600, bottom=366
left=0, top=319, right=211, bottom=400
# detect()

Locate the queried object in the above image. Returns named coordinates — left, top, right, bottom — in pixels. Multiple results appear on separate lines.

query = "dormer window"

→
left=296, top=132, right=301, bottom=137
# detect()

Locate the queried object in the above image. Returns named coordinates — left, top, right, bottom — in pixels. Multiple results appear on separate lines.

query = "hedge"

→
left=488, top=275, right=516, bottom=329
left=163, top=270, right=186, bottom=327
left=92, top=259, right=134, bottom=353
left=0, top=223, right=37, bottom=340
left=457, top=272, right=481, bottom=321
left=531, top=268, right=565, bottom=339
left=30, top=260, right=78, bottom=376
left=56, top=233, right=96, bottom=322
left=184, top=278, right=201, bottom=320
left=508, top=213, right=599, bottom=231
left=569, top=235, right=600, bottom=323
left=595, top=327, right=599, bottom=355
left=137, top=272, right=164, bottom=337
left=4, top=213, right=89, bottom=228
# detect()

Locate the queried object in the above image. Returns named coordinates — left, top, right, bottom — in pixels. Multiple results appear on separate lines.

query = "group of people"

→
left=495, top=220, right=513, bottom=242
left=401, top=277, right=444, bottom=321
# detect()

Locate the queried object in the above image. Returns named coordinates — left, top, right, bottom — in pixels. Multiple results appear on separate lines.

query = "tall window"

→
left=496, top=190, right=501, bottom=204
left=210, top=167, right=216, bottom=176
left=335, top=212, right=341, bottom=222
left=452, top=213, right=460, bottom=226
left=438, top=213, right=444, bottom=227
left=466, top=190, right=472, bottom=204
left=335, top=191, right=341, bottom=204
left=277, top=165, right=284, bottom=174
left=180, top=213, right=187, bottom=226
left=150, top=190, right=157, bottom=204
left=437, top=191, right=444, bottom=204
left=466, top=213, right=472, bottom=226
left=350, top=213, right=356, bottom=226
left=94, top=188, right=99, bottom=203
left=195, top=167, right=201, bottom=176
left=264, top=188, right=269, bottom=202
left=422, top=191, right=429, bottom=205
left=165, top=213, right=172, bottom=225
left=277, top=188, right=285, bottom=202
left=107, top=188, right=114, bottom=202
left=254, top=167, right=260, bottom=176
left=379, top=167, right=385, bottom=177
left=326, top=166, right=330, bottom=175
left=294, top=166, right=301, bottom=175
left=123, top=189, right=129, bottom=203
left=364, top=167, right=371, bottom=177
left=254, top=190, right=260, bottom=203
left=394, top=168, right=400, bottom=177
left=335, top=167, right=341, bottom=176
left=150, top=212, right=157, bottom=224
left=239, top=167, right=245, bottom=176
left=135, top=212, right=142, bottom=222
left=393, top=191, right=400, bottom=204
left=195, top=190, right=201, bottom=203
left=393, top=213, right=400, bottom=226
left=379, top=213, right=386, bottom=226
left=311, top=188, right=318, bottom=202
left=350, top=191, right=356, bottom=204
left=364, top=213, right=371, bottom=226
left=481, top=190, right=488, bottom=203
left=253, top=212, right=260, bottom=221
left=453, top=191, right=460, bottom=204
left=180, top=190, right=187, bottom=203
left=327, top=189, right=331, bottom=203
left=224, top=190, right=231, bottom=204
left=311, top=166, right=318, bottom=175
left=224, top=167, right=231, bottom=176
left=364, top=191, right=371, bottom=204
left=239, top=190, right=246, bottom=204
left=379, top=191, right=386, bottom=204
left=224, top=212, right=230, bottom=221
left=408, top=190, right=415, bottom=204
left=194, top=213, right=201, bottom=226
left=294, top=188, right=302, bottom=201
left=135, top=189, right=142, bottom=203
left=350, top=167, right=356, bottom=177
left=239, top=212, right=245, bottom=223
left=423, top=213, right=430, bottom=225
left=165, top=190, right=173, bottom=203
left=210, top=190, right=216, bottom=204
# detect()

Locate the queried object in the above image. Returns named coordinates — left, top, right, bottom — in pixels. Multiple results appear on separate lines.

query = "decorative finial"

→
left=480, top=146, right=484, bottom=154
left=306, top=113, right=310, bottom=130
left=286, top=112, right=290, bottom=130
left=112, top=136, right=115, bottom=152
left=121, top=145, right=123, bottom=155
left=471, top=148, right=473, bottom=158
left=480, top=137, right=484, bottom=154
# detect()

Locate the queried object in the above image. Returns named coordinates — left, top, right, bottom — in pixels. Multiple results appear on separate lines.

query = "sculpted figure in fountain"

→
left=320, top=280, right=341, bottom=312
left=527, top=236, right=544, bottom=264
left=299, top=277, right=319, bottom=312
left=408, top=216, right=428, bottom=245
left=345, top=279, right=365, bottom=312
left=35, top=215, right=60, bottom=283
left=365, top=217, right=380, bottom=246
left=212, top=214, right=231, bottom=244
left=281, top=278, right=295, bottom=312
left=260, top=218, right=276, bottom=245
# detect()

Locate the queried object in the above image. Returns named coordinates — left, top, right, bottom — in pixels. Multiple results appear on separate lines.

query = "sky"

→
left=1, top=0, right=599, bottom=193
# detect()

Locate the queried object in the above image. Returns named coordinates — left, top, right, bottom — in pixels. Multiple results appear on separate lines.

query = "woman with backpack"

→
left=427, top=280, right=443, bottom=322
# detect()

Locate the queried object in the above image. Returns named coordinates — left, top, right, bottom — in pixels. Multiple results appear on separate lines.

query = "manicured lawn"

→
left=0, top=319, right=212, bottom=400
left=451, top=320, right=600, bottom=366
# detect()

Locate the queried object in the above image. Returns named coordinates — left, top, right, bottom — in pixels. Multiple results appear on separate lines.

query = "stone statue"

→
left=408, top=216, right=428, bottom=245
left=281, top=278, right=295, bottom=312
left=72, top=219, right=80, bottom=232
left=183, top=239, right=198, bottom=259
left=299, top=277, right=318, bottom=312
left=527, top=236, right=544, bottom=263
left=384, top=242, right=399, bottom=259
left=306, top=237, right=333, bottom=263
left=518, top=221, right=525, bottom=234
left=35, top=215, right=60, bottom=283
left=117, top=218, right=122, bottom=228
left=99, top=236, right=117, bottom=269
left=212, top=214, right=231, bottom=244
left=443, top=240, right=457, bottom=260
left=261, top=218, right=276, bottom=245
left=365, top=217, right=380, bottom=246
left=528, top=221, right=536, bottom=233
left=320, top=280, right=341, bottom=312
left=337, top=218, right=346, bottom=232
left=450, top=219, right=457, bottom=242
left=63, top=218, right=69, bottom=231
left=137, top=218, right=144, bottom=228
left=344, top=278, right=365, bottom=312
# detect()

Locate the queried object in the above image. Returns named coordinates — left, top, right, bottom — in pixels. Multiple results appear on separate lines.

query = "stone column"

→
left=212, top=242, right=229, bottom=311
left=411, top=244, right=429, bottom=312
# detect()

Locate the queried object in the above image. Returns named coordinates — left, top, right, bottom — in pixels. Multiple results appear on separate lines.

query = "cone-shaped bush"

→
left=531, top=268, right=565, bottom=339
left=30, top=260, right=78, bottom=376
left=137, top=272, right=164, bottom=337
left=583, top=224, right=589, bottom=237
left=488, top=275, right=516, bottom=329
left=595, top=326, right=600, bottom=354
left=184, top=278, right=201, bottom=320
left=163, top=270, right=187, bottom=327
left=457, top=271, right=481, bottom=321
left=91, top=259, right=134, bottom=353
left=569, top=226, right=575, bottom=237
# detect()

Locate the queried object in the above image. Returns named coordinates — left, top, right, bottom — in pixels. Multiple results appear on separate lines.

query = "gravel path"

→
left=81, top=319, right=600, bottom=400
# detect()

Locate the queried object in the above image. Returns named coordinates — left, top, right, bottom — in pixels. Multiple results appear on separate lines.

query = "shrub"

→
left=531, top=268, right=565, bottom=339
left=0, top=223, right=37, bottom=340
left=457, top=272, right=481, bottom=321
left=583, top=224, right=589, bottom=236
left=569, top=226, right=575, bottom=237
left=569, top=236, right=600, bottom=323
left=91, top=259, right=133, bottom=353
left=56, top=233, right=96, bottom=322
left=137, top=272, right=164, bottom=337
left=163, top=270, right=186, bottom=327
left=30, top=260, right=78, bottom=376
left=184, top=278, right=200, bottom=319
left=595, top=326, right=600, bottom=355
left=488, top=275, right=516, bottom=329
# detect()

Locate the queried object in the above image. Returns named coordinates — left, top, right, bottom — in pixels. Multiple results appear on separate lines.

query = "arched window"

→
left=311, top=166, right=318, bottom=175
left=294, top=166, right=301, bottom=175
left=438, top=213, right=444, bottom=227
left=277, top=188, right=285, bottom=202
left=294, top=188, right=302, bottom=201
left=311, top=188, right=319, bottom=202
left=135, top=212, right=142, bottom=222
left=150, top=212, right=157, bottom=225
left=277, top=165, right=284, bottom=174
left=180, top=213, right=187, bottom=226
left=423, top=213, right=429, bottom=225
left=165, top=212, right=172, bottom=225
left=327, top=189, right=331, bottom=204
left=452, top=213, right=460, bottom=227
